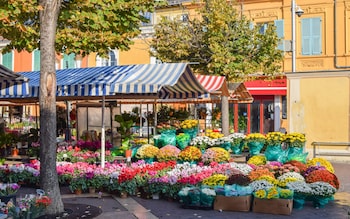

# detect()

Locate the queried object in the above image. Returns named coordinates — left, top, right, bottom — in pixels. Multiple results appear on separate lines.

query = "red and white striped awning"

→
left=195, top=74, right=229, bottom=96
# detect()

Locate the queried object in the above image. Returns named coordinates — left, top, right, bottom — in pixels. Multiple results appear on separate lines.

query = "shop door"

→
left=249, top=96, right=274, bottom=134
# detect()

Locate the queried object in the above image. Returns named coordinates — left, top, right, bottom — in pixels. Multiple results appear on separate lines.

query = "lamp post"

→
left=291, top=0, right=304, bottom=72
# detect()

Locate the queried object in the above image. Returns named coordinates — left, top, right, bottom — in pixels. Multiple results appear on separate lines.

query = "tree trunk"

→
left=221, top=95, right=229, bottom=136
left=39, top=0, right=64, bottom=215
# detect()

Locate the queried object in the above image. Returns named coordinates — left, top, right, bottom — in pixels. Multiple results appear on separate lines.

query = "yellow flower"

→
left=307, top=157, right=334, bottom=173
left=254, top=190, right=267, bottom=198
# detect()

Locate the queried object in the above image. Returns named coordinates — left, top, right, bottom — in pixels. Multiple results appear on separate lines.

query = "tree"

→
left=151, top=0, right=283, bottom=81
left=0, top=0, right=162, bottom=215
left=150, top=0, right=283, bottom=135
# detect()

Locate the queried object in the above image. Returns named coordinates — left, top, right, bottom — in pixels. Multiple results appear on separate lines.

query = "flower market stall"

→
left=0, top=131, right=342, bottom=217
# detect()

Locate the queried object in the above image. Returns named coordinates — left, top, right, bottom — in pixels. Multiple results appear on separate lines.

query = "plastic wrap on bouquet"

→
left=183, top=127, right=198, bottom=140
left=153, top=135, right=163, bottom=147
left=287, top=147, right=308, bottom=163
left=144, top=158, right=154, bottom=163
left=264, top=144, right=287, bottom=163
left=188, top=188, right=201, bottom=206
left=312, top=196, right=332, bottom=208
left=176, top=133, right=191, bottom=150
left=200, top=192, right=215, bottom=207
left=220, top=142, right=231, bottom=151
left=231, top=142, right=245, bottom=154
left=293, top=193, right=307, bottom=210
left=160, top=130, right=177, bottom=146
left=247, top=141, right=264, bottom=156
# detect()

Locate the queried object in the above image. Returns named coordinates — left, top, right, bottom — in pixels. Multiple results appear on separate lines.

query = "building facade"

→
left=1, top=0, right=350, bottom=151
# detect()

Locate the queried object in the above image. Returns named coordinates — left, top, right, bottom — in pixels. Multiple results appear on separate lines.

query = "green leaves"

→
left=150, top=0, right=283, bottom=82
left=0, top=0, right=163, bottom=56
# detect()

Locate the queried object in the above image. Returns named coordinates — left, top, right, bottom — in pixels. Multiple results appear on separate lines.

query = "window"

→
left=96, top=50, right=117, bottom=66
left=62, top=53, right=76, bottom=69
left=33, top=50, right=40, bottom=71
left=2, top=52, right=13, bottom=70
left=282, top=96, right=287, bottom=119
left=301, top=17, right=321, bottom=55
left=141, top=12, right=152, bottom=26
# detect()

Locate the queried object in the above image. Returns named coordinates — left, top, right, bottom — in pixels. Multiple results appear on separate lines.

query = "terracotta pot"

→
left=12, top=148, right=19, bottom=156
left=74, top=189, right=82, bottom=195
left=125, top=149, right=132, bottom=158
left=89, top=187, right=96, bottom=194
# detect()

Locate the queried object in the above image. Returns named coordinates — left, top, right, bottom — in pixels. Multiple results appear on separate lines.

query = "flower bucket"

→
left=231, top=142, right=245, bottom=154
left=160, top=130, right=176, bottom=146
left=183, top=128, right=198, bottom=140
left=264, top=144, right=287, bottom=163
left=247, top=141, right=264, bottom=156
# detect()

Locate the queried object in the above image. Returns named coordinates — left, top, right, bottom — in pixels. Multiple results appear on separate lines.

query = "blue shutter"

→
left=301, top=17, right=321, bottom=55
left=63, top=53, right=76, bottom=69
left=109, top=51, right=116, bottom=66
left=33, top=50, right=40, bottom=71
left=311, top=18, right=321, bottom=55
left=2, top=52, right=13, bottom=70
left=274, top=19, right=284, bottom=51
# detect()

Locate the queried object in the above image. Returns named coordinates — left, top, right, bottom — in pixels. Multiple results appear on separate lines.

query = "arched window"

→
left=96, top=50, right=117, bottom=66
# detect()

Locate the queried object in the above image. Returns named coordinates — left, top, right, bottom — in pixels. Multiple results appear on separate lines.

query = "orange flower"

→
left=248, top=168, right=275, bottom=181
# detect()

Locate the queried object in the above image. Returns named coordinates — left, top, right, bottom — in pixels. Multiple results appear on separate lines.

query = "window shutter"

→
left=63, top=53, right=76, bottom=69
left=301, top=19, right=311, bottom=55
left=274, top=19, right=284, bottom=51
left=311, top=18, right=321, bottom=55
left=301, top=17, right=321, bottom=55
left=2, top=52, right=13, bottom=70
left=33, top=50, right=40, bottom=71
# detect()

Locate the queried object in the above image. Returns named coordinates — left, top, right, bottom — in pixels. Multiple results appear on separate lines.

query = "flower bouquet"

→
left=176, top=133, right=191, bottom=150
left=157, top=123, right=177, bottom=146
left=286, top=181, right=312, bottom=209
left=228, top=133, right=246, bottom=154
left=304, top=168, right=339, bottom=190
left=264, top=132, right=287, bottom=163
left=244, top=133, right=266, bottom=155
left=306, top=157, right=334, bottom=173
left=190, top=136, right=210, bottom=151
left=285, top=133, right=307, bottom=162
left=156, top=145, right=181, bottom=162
left=309, top=182, right=337, bottom=208
left=225, top=173, right=251, bottom=186
left=0, top=183, right=20, bottom=204
left=135, top=144, right=160, bottom=163
left=205, top=129, right=224, bottom=139
left=201, top=147, right=230, bottom=164
left=247, top=155, right=267, bottom=166
left=202, top=174, right=228, bottom=187
left=6, top=189, right=51, bottom=219
left=180, top=119, right=199, bottom=140
left=178, top=146, right=202, bottom=163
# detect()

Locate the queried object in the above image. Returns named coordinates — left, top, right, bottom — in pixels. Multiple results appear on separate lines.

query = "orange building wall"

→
left=119, top=39, right=152, bottom=65
left=14, top=50, right=32, bottom=72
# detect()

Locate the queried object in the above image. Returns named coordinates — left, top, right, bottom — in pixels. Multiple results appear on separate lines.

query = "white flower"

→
left=249, top=179, right=274, bottom=191
left=201, top=187, right=216, bottom=196
left=286, top=181, right=312, bottom=194
left=309, top=182, right=337, bottom=196
left=229, top=162, right=253, bottom=175
left=277, top=172, right=305, bottom=182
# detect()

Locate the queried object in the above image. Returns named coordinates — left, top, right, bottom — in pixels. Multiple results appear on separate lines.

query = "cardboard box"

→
left=213, top=195, right=252, bottom=212
left=252, top=198, right=293, bottom=215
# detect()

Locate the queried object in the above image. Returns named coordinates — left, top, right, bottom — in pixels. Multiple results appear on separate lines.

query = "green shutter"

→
left=301, top=17, right=321, bottom=55
left=33, top=50, right=40, bottom=71
left=63, top=53, right=76, bottom=69
left=274, top=19, right=284, bottom=51
left=2, top=52, right=13, bottom=70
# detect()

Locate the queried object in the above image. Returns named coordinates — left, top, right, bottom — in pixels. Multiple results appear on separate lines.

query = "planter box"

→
left=213, top=195, right=252, bottom=212
left=252, top=198, right=293, bottom=215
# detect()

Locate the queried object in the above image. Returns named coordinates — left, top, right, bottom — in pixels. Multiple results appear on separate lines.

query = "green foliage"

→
left=0, top=0, right=165, bottom=56
left=150, top=0, right=283, bottom=81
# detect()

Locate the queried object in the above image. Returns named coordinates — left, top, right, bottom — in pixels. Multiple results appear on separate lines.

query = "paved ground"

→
left=17, top=162, right=350, bottom=219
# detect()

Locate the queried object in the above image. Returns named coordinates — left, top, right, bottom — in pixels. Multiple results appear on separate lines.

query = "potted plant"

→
left=135, top=144, right=159, bottom=163
left=69, top=177, right=88, bottom=194
left=114, top=114, right=135, bottom=159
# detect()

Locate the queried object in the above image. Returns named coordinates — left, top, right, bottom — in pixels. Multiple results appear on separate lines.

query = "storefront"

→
left=234, top=77, right=287, bottom=134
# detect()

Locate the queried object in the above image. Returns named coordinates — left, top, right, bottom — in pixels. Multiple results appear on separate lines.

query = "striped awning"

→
left=0, top=65, right=29, bottom=98
left=195, top=74, right=229, bottom=96
left=19, top=63, right=209, bottom=99
left=229, top=82, right=254, bottom=103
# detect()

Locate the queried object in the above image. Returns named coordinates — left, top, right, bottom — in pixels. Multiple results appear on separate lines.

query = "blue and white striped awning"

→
left=19, top=63, right=208, bottom=99
left=0, top=65, right=29, bottom=98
